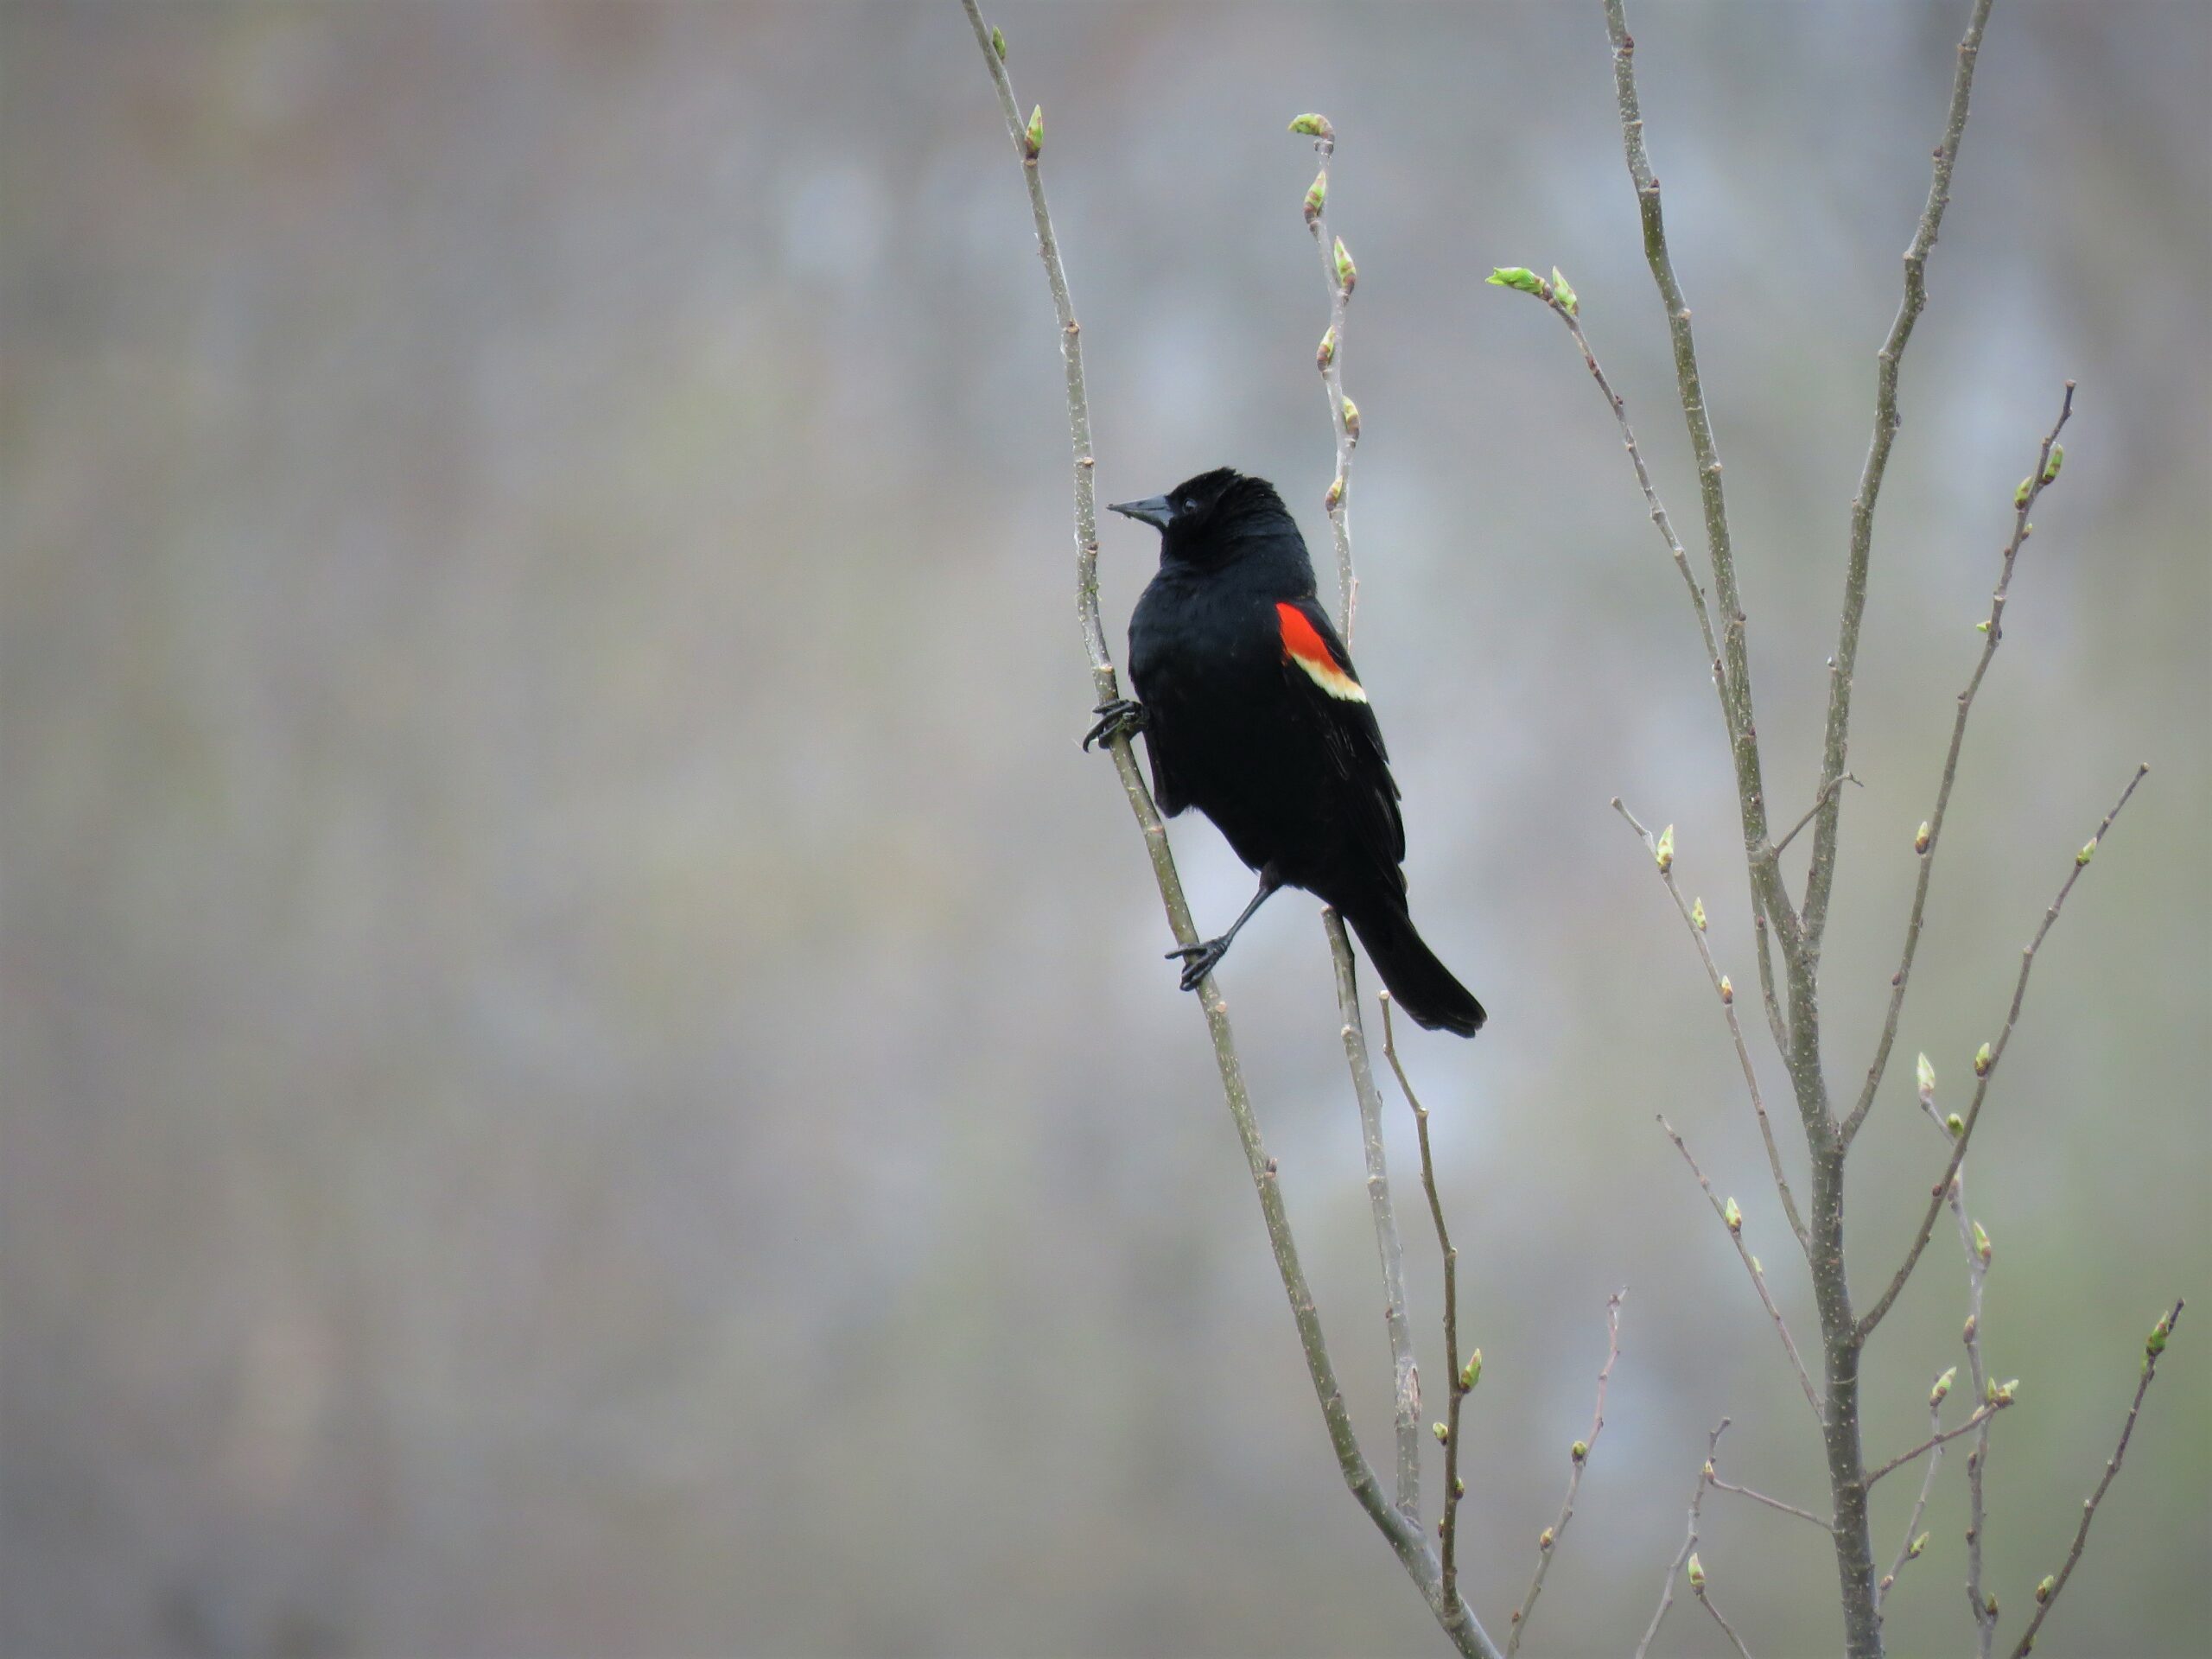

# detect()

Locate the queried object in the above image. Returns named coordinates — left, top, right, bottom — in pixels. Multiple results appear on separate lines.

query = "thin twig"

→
left=1873, top=1078, right=1986, bottom=1618
left=1857, top=763, right=2148, bottom=1340
left=1600, top=0, right=1800, bottom=995
left=1840, top=384, right=2076, bottom=1149
left=1330, top=911, right=1421, bottom=1526
left=1540, top=289, right=1725, bottom=704
left=1383, top=995, right=1469, bottom=1617
left=1875, top=1397, right=1946, bottom=1610
left=1633, top=1421, right=1726, bottom=1659
left=1771, top=772, right=1861, bottom=859
left=1659, top=1115, right=1822, bottom=1423
left=1923, top=1084, right=1999, bottom=1654
left=1506, top=1291, right=1624, bottom=1654
left=1302, top=124, right=1421, bottom=1529
left=1865, top=1398, right=2007, bottom=1488
left=1300, top=119, right=1360, bottom=639
left=1804, top=0, right=1999, bottom=952
left=1751, top=910, right=1791, bottom=1059
left=2007, top=1301, right=2184, bottom=1658
left=1695, top=1577, right=1758, bottom=1659
left=1708, top=1472, right=1832, bottom=1532
left=1617, top=798, right=1807, bottom=1249
left=960, top=17, right=1496, bottom=1656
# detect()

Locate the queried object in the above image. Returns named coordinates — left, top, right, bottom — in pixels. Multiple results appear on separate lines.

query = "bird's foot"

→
left=1082, top=698, right=1146, bottom=752
left=1166, top=936, right=1230, bottom=992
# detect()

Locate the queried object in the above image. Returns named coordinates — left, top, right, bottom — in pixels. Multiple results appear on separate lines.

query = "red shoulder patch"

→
left=1276, top=601, right=1340, bottom=670
left=1276, top=602, right=1368, bottom=702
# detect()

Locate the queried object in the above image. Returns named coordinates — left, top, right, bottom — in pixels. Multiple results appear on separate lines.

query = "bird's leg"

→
left=1082, top=698, right=1146, bottom=752
left=1166, top=867, right=1284, bottom=992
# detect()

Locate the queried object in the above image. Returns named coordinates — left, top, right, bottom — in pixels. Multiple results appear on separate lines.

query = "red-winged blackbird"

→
left=1087, top=467, right=1485, bottom=1037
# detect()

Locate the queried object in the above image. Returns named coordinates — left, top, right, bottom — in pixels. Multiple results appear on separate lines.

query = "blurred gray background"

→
left=4, top=3, right=2206, bottom=1656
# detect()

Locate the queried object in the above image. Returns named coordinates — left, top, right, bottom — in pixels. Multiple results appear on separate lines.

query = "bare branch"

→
left=1382, top=995, right=1472, bottom=1618
left=1659, top=1115, right=1822, bottom=1423
left=1866, top=1398, right=2009, bottom=1489
left=1772, top=772, right=1861, bottom=859
left=1695, top=1573, right=1758, bottom=1659
left=1599, top=0, right=1801, bottom=1000
left=1875, top=1398, right=1946, bottom=1610
left=2007, top=1301, right=2185, bottom=1658
left=1840, top=384, right=2077, bottom=1148
left=1634, top=1420, right=1728, bottom=1659
left=1804, top=0, right=1999, bottom=950
left=960, top=19, right=1497, bottom=1656
left=1527, top=279, right=1726, bottom=710
left=1857, top=763, right=2148, bottom=1340
left=1921, top=1077, right=1999, bottom=1655
left=1617, top=798, right=1807, bottom=1249
left=1708, top=1472, right=1832, bottom=1532
left=1298, top=118, right=1361, bottom=637
left=1300, top=121, right=1422, bottom=1532
left=1329, top=911, right=1421, bottom=1525
left=1506, top=1291, right=1624, bottom=1654
left=1751, top=910, right=1792, bottom=1058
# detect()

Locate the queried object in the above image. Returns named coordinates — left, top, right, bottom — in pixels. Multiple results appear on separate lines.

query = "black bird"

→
left=1087, top=467, right=1484, bottom=1036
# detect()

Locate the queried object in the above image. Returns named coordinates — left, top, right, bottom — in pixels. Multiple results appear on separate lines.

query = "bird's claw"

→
left=1083, top=698, right=1146, bottom=752
left=1166, top=937, right=1229, bottom=992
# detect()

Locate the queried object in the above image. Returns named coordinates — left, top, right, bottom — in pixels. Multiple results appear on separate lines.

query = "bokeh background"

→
left=5, top=3, right=2207, bottom=1655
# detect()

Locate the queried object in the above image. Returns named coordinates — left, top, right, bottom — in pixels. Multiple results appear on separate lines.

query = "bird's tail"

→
left=1342, top=892, right=1486, bottom=1038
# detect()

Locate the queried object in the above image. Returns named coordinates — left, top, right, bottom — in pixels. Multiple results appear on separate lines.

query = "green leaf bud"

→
left=1288, top=113, right=1334, bottom=139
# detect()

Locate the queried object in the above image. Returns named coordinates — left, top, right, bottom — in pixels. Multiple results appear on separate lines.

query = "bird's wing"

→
left=1274, top=596, right=1408, bottom=877
left=1145, top=727, right=1188, bottom=816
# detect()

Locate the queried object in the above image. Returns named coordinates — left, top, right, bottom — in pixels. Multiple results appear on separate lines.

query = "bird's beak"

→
left=1108, top=494, right=1174, bottom=531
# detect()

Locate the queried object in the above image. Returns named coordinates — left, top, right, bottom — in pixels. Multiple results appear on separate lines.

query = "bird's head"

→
left=1109, top=467, right=1290, bottom=563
